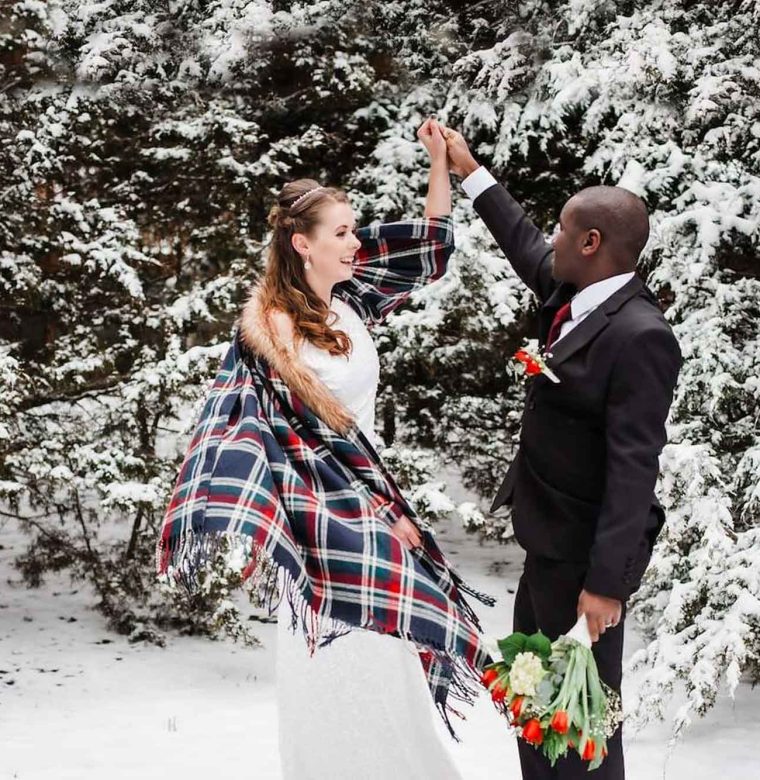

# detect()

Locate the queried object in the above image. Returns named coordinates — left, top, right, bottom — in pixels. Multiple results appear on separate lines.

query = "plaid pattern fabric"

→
left=334, top=215, right=453, bottom=326
left=155, top=216, right=496, bottom=739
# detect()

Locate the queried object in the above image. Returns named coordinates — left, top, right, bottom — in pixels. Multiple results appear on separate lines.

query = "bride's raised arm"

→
left=331, top=116, right=455, bottom=328
left=418, top=116, right=452, bottom=217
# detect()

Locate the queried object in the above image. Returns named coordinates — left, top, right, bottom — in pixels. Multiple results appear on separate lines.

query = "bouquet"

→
left=481, top=615, right=622, bottom=770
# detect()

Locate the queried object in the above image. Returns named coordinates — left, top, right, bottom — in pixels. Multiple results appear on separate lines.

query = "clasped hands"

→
left=416, top=115, right=479, bottom=179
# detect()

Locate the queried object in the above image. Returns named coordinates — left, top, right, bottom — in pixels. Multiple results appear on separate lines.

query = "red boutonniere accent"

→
left=513, top=342, right=560, bottom=384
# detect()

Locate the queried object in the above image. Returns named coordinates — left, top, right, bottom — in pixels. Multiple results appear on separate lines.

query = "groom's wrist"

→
left=461, top=157, right=480, bottom=177
left=583, top=565, right=630, bottom=603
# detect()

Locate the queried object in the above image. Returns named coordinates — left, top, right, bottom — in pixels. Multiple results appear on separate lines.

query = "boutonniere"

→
left=512, top=340, right=560, bottom=384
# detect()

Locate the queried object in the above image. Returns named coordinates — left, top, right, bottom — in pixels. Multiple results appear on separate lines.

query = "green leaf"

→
left=542, top=729, right=568, bottom=767
left=526, top=631, right=552, bottom=660
left=498, top=632, right=529, bottom=665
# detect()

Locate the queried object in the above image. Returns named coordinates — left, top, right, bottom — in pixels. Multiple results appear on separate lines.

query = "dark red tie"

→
left=546, top=301, right=573, bottom=350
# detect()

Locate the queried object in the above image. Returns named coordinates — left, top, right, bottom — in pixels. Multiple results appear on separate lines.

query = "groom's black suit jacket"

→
left=479, top=182, right=682, bottom=602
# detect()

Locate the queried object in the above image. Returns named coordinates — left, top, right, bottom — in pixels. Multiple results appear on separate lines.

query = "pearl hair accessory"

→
left=290, top=186, right=324, bottom=210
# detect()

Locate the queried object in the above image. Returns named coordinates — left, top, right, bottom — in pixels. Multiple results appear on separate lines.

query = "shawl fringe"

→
left=156, top=526, right=490, bottom=741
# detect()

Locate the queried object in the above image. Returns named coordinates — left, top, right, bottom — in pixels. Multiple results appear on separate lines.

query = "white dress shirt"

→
left=552, top=272, right=635, bottom=344
left=461, top=165, right=499, bottom=202
left=461, top=165, right=636, bottom=345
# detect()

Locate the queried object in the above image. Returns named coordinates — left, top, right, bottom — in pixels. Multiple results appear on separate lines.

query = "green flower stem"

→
left=542, top=646, right=577, bottom=718
left=580, top=662, right=589, bottom=752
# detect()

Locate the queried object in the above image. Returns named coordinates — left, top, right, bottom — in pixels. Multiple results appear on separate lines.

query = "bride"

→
left=155, top=117, right=496, bottom=779
left=265, top=117, right=460, bottom=779
left=256, top=117, right=467, bottom=778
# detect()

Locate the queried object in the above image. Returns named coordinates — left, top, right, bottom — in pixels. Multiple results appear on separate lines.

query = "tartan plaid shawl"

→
left=155, top=215, right=496, bottom=738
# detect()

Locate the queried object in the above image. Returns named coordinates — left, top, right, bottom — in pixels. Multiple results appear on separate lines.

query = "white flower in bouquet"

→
left=509, top=651, right=545, bottom=696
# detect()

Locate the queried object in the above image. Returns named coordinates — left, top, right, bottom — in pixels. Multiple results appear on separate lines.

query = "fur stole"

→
left=236, top=283, right=355, bottom=436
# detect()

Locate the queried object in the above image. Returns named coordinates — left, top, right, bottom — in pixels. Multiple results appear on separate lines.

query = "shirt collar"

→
left=570, top=271, right=636, bottom=319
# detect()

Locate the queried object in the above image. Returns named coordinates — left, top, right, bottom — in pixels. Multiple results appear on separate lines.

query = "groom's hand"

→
left=577, top=589, right=622, bottom=643
left=442, top=127, right=480, bottom=179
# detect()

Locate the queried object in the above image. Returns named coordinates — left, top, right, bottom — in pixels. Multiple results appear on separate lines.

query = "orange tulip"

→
left=509, top=695, right=526, bottom=720
left=522, top=719, right=544, bottom=746
left=490, top=680, right=509, bottom=702
left=550, top=709, right=569, bottom=734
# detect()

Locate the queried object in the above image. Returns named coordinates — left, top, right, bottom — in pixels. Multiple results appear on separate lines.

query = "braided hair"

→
left=260, top=179, right=353, bottom=356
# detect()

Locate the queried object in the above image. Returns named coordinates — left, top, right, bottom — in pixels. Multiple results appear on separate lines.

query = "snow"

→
left=2, top=467, right=758, bottom=780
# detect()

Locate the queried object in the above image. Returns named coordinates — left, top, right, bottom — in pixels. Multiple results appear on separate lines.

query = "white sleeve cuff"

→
left=461, top=166, right=498, bottom=201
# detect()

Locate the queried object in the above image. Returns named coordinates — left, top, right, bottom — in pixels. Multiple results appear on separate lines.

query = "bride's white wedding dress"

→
left=275, top=296, right=462, bottom=780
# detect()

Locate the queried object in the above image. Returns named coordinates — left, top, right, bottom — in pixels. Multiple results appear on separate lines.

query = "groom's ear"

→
left=581, top=228, right=602, bottom=256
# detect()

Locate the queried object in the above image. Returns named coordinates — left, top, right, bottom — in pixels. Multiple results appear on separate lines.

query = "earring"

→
left=304, top=255, right=312, bottom=270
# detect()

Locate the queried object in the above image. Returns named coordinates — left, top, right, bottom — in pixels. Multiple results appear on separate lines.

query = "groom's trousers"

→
left=513, top=553, right=626, bottom=780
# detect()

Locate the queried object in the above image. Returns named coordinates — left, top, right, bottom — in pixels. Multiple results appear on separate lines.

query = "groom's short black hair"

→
left=569, top=186, right=650, bottom=269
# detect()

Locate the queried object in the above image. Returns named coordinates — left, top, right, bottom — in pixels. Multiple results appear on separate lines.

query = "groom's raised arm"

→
left=461, top=167, right=557, bottom=304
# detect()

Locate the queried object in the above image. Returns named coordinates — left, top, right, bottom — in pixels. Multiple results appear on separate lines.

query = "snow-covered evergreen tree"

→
left=0, top=0, right=438, bottom=642
left=3, top=0, right=758, bottom=738
left=369, top=0, right=760, bottom=737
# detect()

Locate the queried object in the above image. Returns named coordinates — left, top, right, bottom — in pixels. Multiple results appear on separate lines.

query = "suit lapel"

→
left=544, top=274, right=644, bottom=368
left=544, top=307, right=610, bottom=367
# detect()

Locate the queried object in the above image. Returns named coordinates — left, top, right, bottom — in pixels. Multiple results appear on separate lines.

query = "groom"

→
left=444, top=129, right=682, bottom=779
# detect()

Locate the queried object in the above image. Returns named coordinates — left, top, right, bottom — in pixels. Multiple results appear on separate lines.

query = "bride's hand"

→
left=390, top=515, right=423, bottom=550
left=417, top=116, right=447, bottom=164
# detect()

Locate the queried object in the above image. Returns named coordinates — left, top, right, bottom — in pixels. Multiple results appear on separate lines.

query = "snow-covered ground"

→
left=2, top=468, right=758, bottom=780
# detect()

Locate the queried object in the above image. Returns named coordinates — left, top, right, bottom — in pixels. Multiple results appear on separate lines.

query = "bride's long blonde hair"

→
left=261, top=178, right=354, bottom=357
